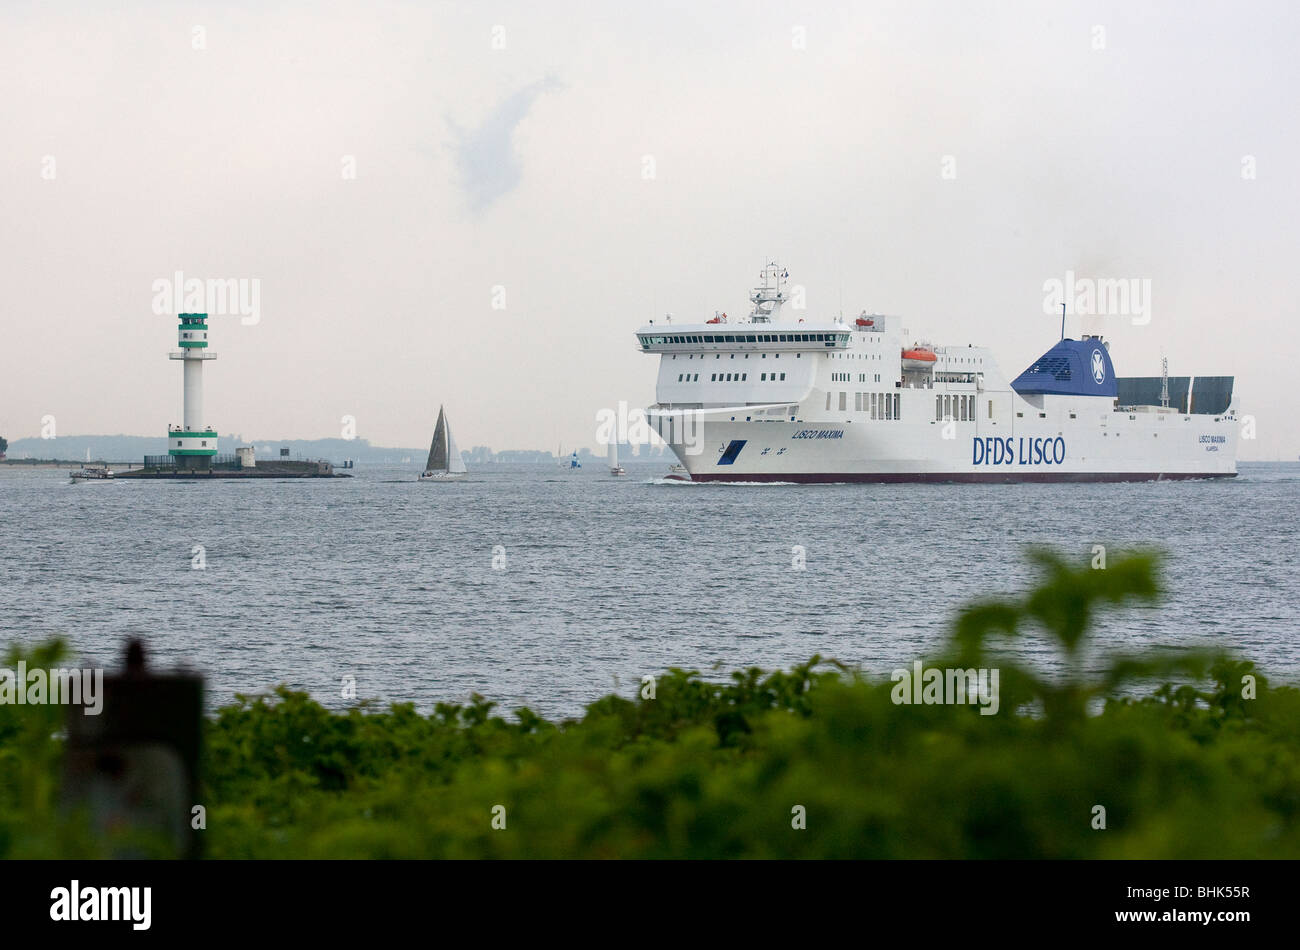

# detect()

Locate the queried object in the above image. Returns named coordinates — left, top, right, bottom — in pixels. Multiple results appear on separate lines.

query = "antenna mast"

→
left=749, top=261, right=789, bottom=324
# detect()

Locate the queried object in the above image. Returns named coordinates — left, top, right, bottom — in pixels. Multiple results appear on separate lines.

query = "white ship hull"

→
left=652, top=407, right=1236, bottom=483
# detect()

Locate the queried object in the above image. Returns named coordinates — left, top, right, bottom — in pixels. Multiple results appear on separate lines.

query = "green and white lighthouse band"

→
left=168, top=313, right=218, bottom=464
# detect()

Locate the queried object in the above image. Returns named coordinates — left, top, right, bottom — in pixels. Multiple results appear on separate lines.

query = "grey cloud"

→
left=451, top=77, right=561, bottom=210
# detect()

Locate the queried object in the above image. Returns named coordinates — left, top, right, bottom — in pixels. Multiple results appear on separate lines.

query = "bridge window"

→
left=779, top=373, right=786, bottom=380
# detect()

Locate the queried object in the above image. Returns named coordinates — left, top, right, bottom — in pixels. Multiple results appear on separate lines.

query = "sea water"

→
left=2, top=462, right=1296, bottom=718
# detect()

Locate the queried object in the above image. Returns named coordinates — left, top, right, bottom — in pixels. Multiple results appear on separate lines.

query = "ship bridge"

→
left=637, top=262, right=850, bottom=353
left=637, top=325, right=851, bottom=353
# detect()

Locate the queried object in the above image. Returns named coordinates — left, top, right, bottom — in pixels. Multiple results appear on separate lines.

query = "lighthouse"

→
left=167, top=313, right=218, bottom=468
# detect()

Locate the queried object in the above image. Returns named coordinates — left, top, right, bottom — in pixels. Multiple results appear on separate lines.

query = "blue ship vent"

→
left=1011, top=338, right=1117, bottom=397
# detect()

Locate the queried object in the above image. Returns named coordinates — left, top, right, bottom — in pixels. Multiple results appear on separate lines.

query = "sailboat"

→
left=555, top=446, right=582, bottom=470
left=608, top=441, right=626, bottom=476
left=419, top=406, right=468, bottom=481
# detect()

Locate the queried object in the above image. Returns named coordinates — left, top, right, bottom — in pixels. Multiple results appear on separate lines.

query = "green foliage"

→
left=0, top=640, right=103, bottom=857
left=3, top=551, right=1298, bottom=858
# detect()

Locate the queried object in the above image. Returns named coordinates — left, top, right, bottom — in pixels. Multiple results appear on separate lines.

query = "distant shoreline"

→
left=0, top=459, right=145, bottom=470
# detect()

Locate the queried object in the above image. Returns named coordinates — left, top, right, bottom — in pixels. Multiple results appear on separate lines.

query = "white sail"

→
left=446, top=419, right=467, bottom=474
left=607, top=441, right=618, bottom=468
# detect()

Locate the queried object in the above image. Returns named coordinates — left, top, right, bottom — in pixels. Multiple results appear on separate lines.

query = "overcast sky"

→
left=2, top=0, right=1296, bottom=458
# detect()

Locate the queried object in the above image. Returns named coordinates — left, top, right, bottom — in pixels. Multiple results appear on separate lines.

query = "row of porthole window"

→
left=675, top=372, right=790, bottom=382
left=672, top=353, right=797, bottom=360
left=935, top=394, right=979, bottom=422
left=827, top=391, right=901, bottom=420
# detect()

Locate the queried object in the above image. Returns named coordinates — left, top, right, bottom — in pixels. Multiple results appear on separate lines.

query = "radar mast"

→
left=748, top=262, right=789, bottom=323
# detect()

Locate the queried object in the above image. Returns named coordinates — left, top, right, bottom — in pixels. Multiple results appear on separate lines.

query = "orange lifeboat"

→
left=901, top=345, right=937, bottom=371
left=855, top=317, right=874, bottom=327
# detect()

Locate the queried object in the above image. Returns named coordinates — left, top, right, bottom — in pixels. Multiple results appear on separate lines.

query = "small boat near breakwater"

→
left=70, top=465, right=115, bottom=482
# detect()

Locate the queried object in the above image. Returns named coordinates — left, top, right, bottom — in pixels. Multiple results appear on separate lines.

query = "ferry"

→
left=636, top=264, right=1238, bottom=483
